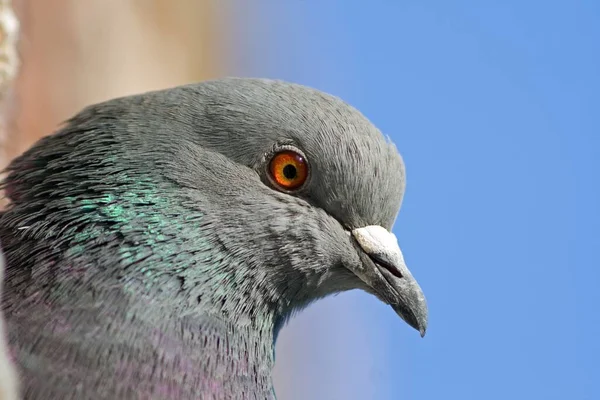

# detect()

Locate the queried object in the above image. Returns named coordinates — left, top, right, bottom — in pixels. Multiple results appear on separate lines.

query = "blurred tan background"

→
left=1, top=0, right=226, bottom=171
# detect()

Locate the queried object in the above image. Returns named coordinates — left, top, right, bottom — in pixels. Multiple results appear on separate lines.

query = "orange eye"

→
left=268, top=150, right=308, bottom=190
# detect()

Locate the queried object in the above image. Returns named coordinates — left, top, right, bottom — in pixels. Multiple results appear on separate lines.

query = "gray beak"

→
left=352, top=225, right=428, bottom=337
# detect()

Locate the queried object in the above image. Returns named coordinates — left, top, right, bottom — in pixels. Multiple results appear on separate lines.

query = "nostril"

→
left=369, top=253, right=403, bottom=279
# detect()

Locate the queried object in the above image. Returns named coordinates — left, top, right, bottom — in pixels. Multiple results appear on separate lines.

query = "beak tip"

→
left=411, top=317, right=427, bottom=338
left=416, top=312, right=428, bottom=337
left=393, top=303, right=428, bottom=338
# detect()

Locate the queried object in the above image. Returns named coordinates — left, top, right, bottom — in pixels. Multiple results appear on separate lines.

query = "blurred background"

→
left=1, top=1, right=599, bottom=399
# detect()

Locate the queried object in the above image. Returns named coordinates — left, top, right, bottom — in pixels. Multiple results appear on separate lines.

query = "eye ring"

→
left=267, top=148, right=309, bottom=191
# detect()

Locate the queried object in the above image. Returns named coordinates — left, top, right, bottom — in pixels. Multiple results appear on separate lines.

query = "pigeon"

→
left=0, top=78, right=427, bottom=399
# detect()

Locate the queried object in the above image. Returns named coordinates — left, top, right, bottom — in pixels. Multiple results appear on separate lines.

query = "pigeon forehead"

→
left=197, top=78, right=406, bottom=229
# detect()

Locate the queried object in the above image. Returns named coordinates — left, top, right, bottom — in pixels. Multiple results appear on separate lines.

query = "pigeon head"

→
left=189, top=78, right=427, bottom=335
left=2, top=78, right=427, bottom=337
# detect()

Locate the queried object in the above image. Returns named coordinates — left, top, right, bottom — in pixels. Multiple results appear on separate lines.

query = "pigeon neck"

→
left=23, top=183, right=321, bottom=379
left=110, top=283, right=279, bottom=398
left=126, top=301, right=278, bottom=398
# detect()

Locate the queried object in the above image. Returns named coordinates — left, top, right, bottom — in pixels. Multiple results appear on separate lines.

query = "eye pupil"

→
left=283, top=164, right=297, bottom=180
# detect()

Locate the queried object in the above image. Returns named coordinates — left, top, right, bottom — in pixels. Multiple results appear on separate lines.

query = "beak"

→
left=352, top=225, right=428, bottom=337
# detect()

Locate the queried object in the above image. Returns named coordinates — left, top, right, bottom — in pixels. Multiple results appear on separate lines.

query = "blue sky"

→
left=231, top=2, right=599, bottom=399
